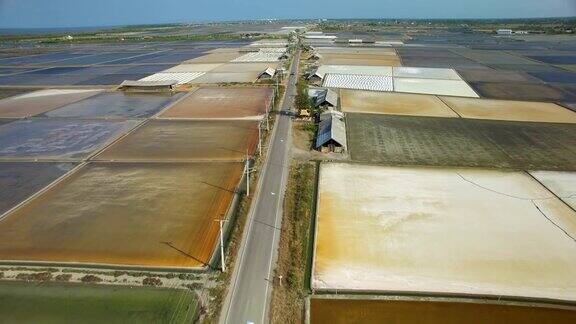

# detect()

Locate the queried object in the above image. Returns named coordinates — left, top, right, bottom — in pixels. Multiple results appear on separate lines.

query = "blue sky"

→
left=0, top=0, right=575, bottom=28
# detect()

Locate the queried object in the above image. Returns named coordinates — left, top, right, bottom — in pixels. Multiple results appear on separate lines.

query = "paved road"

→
left=220, top=49, right=300, bottom=324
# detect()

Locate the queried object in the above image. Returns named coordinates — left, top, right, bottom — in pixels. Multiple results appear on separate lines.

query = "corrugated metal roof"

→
left=314, top=65, right=393, bottom=79
left=259, top=67, right=276, bottom=78
left=139, top=72, right=205, bottom=84
left=315, top=110, right=347, bottom=149
left=323, top=74, right=393, bottom=92
left=232, top=51, right=285, bottom=63
left=313, top=88, right=338, bottom=107
left=120, top=80, right=177, bottom=87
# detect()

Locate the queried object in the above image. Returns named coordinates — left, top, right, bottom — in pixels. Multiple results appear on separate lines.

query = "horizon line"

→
left=0, top=16, right=575, bottom=30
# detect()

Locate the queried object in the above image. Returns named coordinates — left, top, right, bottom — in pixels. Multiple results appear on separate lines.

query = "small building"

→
left=497, top=29, right=513, bottom=35
left=258, top=67, right=277, bottom=80
left=315, top=110, right=347, bottom=153
left=119, top=80, right=176, bottom=92
left=307, top=68, right=323, bottom=83
left=299, top=108, right=312, bottom=121
left=312, top=88, right=338, bottom=108
left=239, top=48, right=261, bottom=53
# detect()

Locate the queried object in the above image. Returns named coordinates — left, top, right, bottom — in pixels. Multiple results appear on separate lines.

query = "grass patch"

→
left=0, top=281, right=196, bottom=323
left=270, top=162, right=317, bottom=323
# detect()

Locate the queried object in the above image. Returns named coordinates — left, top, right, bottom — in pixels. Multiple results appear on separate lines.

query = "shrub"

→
left=80, top=274, right=102, bottom=283
left=142, top=277, right=162, bottom=286
left=16, top=272, right=52, bottom=282
left=54, top=274, right=72, bottom=282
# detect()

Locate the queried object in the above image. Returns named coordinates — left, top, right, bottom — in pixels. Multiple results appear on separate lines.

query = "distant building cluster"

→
left=497, top=29, right=529, bottom=35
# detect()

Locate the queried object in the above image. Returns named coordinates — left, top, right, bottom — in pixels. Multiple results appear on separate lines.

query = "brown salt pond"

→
left=159, top=87, right=272, bottom=119
left=440, top=96, right=576, bottom=123
left=311, top=298, right=576, bottom=324
left=96, top=120, right=259, bottom=161
left=341, top=90, right=458, bottom=118
left=0, top=162, right=243, bottom=269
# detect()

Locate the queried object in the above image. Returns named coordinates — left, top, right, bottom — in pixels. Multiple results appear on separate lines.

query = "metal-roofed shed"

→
left=316, top=110, right=347, bottom=153
left=258, top=67, right=277, bottom=80
left=313, top=88, right=338, bottom=107
left=119, top=80, right=176, bottom=92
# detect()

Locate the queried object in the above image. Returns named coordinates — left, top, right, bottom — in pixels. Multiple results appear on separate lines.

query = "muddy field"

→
left=211, top=62, right=279, bottom=73
left=314, top=163, right=576, bottom=301
left=456, top=68, right=543, bottom=83
left=190, top=71, right=260, bottom=83
left=311, top=298, right=576, bottom=324
left=320, top=54, right=402, bottom=66
left=184, top=52, right=241, bottom=64
left=470, top=82, right=576, bottom=102
left=96, top=120, right=259, bottom=161
left=159, top=87, right=272, bottom=119
left=0, top=119, right=139, bottom=160
left=0, top=162, right=243, bottom=268
left=43, top=92, right=184, bottom=119
left=0, top=162, right=75, bottom=215
left=164, top=63, right=223, bottom=73
left=340, top=90, right=458, bottom=118
left=0, top=89, right=102, bottom=118
left=346, top=113, right=576, bottom=170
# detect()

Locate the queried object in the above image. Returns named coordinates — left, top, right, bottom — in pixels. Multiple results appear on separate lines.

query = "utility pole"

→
left=214, top=218, right=228, bottom=272
left=244, top=152, right=257, bottom=197
left=245, top=153, right=251, bottom=196
left=275, top=71, right=279, bottom=94
left=258, top=122, right=262, bottom=156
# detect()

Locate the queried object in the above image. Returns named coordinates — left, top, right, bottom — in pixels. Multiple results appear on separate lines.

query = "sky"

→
left=0, top=0, right=575, bottom=29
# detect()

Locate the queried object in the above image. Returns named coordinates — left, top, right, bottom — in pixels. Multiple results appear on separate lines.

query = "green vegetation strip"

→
left=0, top=281, right=196, bottom=324
left=270, top=162, right=317, bottom=323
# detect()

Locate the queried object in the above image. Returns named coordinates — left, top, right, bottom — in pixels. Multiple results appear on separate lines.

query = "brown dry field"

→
left=211, top=62, right=279, bottom=73
left=321, top=58, right=402, bottom=67
left=163, top=63, right=223, bottom=73
left=456, top=68, right=544, bottom=83
left=159, top=87, right=273, bottom=119
left=0, top=162, right=243, bottom=268
left=311, top=298, right=576, bottom=324
left=470, top=82, right=576, bottom=102
left=0, top=89, right=102, bottom=118
left=341, top=90, right=458, bottom=118
left=320, top=53, right=399, bottom=60
left=440, top=96, right=576, bottom=123
left=190, top=72, right=260, bottom=83
left=184, top=52, right=242, bottom=64
left=96, top=120, right=259, bottom=161
left=316, top=48, right=397, bottom=55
